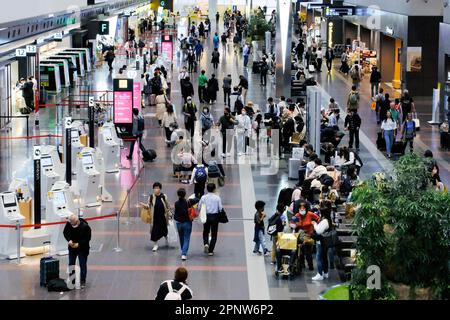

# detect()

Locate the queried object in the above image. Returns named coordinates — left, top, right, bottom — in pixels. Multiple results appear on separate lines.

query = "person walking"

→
left=400, top=90, right=416, bottom=123
left=379, top=92, right=391, bottom=123
left=213, top=32, right=220, bottom=50
left=63, top=214, right=91, bottom=289
left=381, top=111, right=397, bottom=158
left=346, top=85, right=360, bottom=112
left=349, top=63, right=362, bottom=88
left=182, top=96, right=197, bottom=140
left=259, top=57, right=269, bottom=86
left=219, top=107, right=237, bottom=157
left=173, top=189, right=193, bottom=261
left=200, top=106, right=214, bottom=136
left=198, top=183, right=223, bottom=256
left=155, top=90, right=170, bottom=127
left=253, top=200, right=270, bottom=256
left=340, top=49, right=350, bottom=75
left=370, top=66, right=382, bottom=98
left=215, top=11, right=220, bottom=25
left=186, top=47, right=196, bottom=73
left=20, top=78, right=35, bottom=111
left=235, top=108, right=252, bottom=156
left=198, top=70, right=208, bottom=103
left=180, top=76, right=194, bottom=104
left=401, top=113, right=416, bottom=153
left=104, top=49, right=115, bottom=71
left=243, top=43, right=250, bottom=67
left=194, top=41, right=203, bottom=62
left=190, top=163, right=208, bottom=199
left=222, top=74, right=232, bottom=107
left=206, top=74, right=219, bottom=104
left=127, top=108, right=146, bottom=160
left=162, top=103, right=178, bottom=145
left=325, top=47, right=334, bottom=72
left=374, top=87, right=385, bottom=124
left=155, top=267, right=193, bottom=300
left=316, top=47, right=324, bottom=72
left=344, top=109, right=362, bottom=151
left=148, top=182, right=172, bottom=252
left=211, top=48, right=220, bottom=69
left=237, top=75, right=248, bottom=104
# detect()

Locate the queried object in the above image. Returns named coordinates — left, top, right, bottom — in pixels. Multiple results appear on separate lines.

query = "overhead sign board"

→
left=54, top=32, right=63, bottom=41
left=324, top=7, right=355, bottom=16
left=15, top=48, right=27, bottom=57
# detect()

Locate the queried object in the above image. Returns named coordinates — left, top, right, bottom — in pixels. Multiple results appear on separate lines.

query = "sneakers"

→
left=152, top=245, right=159, bottom=252
left=264, top=250, right=270, bottom=256
left=181, top=255, right=187, bottom=261
left=204, top=244, right=209, bottom=254
left=312, top=273, right=324, bottom=281
left=80, top=282, right=86, bottom=289
left=221, top=153, right=227, bottom=158
left=208, top=252, right=214, bottom=256
left=253, top=250, right=262, bottom=255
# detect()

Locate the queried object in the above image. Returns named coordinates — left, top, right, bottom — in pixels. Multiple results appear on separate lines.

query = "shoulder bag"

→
left=218, top=208, right=229, bottom=224
left=140, top=202, right=151, bottom=224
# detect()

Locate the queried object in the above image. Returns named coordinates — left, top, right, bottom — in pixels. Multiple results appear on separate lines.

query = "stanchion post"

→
left=113, top=211, right=122, bottom=252
left=16, top=222, right=21, bottom=265
left=26, top=115, right=29, bottom=138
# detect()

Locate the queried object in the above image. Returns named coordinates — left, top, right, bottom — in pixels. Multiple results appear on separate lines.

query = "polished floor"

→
left=0, top=20, right=448, bottom=300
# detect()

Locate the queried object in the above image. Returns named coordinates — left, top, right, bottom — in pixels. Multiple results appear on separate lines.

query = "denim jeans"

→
left=68, top=250, right=88, bottom=283
left=384, top=129, right=394, bottom=155
left=253, top=229, right=267, bottom=252
left=244, top=55, right=249, bottom=67
left=176, top=221, right=192, bottom=256
left=371, top=82, right=379, bottom=97
left=316, top=242, right=329, bottom=275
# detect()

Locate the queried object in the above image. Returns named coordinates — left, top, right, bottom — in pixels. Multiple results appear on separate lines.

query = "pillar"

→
left=275, top=0, right=293, bottom=98
left=209, top=0, right=217, bottom=20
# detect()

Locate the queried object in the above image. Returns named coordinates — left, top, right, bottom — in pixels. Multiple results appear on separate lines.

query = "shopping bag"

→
left=412, top=112, right=420, bottom=131
left=308, top=64, right=315, bottom=73
left=370, top=101, right=377, bottom=111
left=167, top=220, right=178, bottom=247
left=139, top=202, right=152, bottom=224
left=218, top=176, right=225, bottom=187
left=199, top=204, right=207, bottom=224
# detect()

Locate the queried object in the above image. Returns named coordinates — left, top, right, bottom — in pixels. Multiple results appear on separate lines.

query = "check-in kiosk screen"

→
left=53, top=191, right=66, bottom=207
left=71, top=129, right=79, bottom=138
left=82, top=154, right=94, bottom=165
left=2, top=193, right=17, bottom=208
left=41, top=156, right=53, bottom=167
left=103, top=128, right=112, bottom=139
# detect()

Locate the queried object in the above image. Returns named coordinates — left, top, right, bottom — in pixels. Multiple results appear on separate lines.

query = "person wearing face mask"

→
left=63, top=214, right=92, bottom=289
left=219, top=107, right=237, bottom=157
left=381, top=110, right=397, bottom=158
left=236, top=108, right=252, bottom=156
left=294, top=202, right=319, bottom=271
left=200, top=106, right=214, bottom=137
left=148, top=182, right=172, bottom=252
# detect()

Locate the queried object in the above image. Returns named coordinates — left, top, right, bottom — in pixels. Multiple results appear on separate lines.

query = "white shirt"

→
left=381, top=119, right=397, bottom=131
left=236, top=114, right=252, bottom=135
left=309, top=165, right=328, bottom=180
left=316, top=50, right=324, bottom=59
left=305, top=161, right=316, bottom=177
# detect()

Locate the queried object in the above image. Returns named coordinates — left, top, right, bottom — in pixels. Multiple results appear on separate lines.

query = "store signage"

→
left=324, top=7, right=355, bottom=17
left=133, top=82, right=141, bottom=110
left=15, top=48, right=27, bottom=57
left=328, top=22, right=334, bottom=48
left=114, top=91, right=133, bottom=124
left=54, top=32, right=63, bottom=41
left=386, top=26, right=394, bottom=36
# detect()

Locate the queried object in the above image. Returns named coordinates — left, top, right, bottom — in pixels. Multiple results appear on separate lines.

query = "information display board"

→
left=161, top=35, right=173, bottom=61
left=133, top=82, right=141, bottom=111
left=113, top=91, right=133, bottom=123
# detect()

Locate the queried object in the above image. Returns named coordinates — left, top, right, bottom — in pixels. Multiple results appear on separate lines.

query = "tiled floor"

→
left=0, top=19, right=448, bottom=300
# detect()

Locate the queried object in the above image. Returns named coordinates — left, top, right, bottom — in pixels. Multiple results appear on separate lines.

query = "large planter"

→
left=319, top=284, right=350, bottom=300
left=390, top=282, right=433, bottom=300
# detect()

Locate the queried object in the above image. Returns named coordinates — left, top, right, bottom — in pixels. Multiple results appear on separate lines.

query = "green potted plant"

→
left=247, top=14, right=271, bottom=41
left=349, top=153, right=450, bottom=300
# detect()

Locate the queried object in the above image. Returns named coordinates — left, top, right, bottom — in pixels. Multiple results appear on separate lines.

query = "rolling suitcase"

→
left=376, top=132, right=386, bottom=151
left=288, top=158, right=301, bottom=180
left=40, top=241, right=59, bottom=287
left=391, top=140, right=406, bottom=156
left=143, top=149, right=157, bottom=162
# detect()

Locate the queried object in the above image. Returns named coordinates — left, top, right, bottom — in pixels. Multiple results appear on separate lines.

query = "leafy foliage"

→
left=350, top=153, right=450, bottom=299
left=247, top=14, right=271, bottom=40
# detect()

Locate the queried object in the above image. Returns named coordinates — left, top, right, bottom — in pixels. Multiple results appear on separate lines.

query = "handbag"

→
left=199, top=204, right=207, bottom=224
left=218, top=208, right=229, bottom=224
left=370, top=101, right=377, bottom=111
left=139, top=202, right=151, bottom=224
left=321, top=229, right=338, bottom=248
left=167, top=220, right=179, bottom=247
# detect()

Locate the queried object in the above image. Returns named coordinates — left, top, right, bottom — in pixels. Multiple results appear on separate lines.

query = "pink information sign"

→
left=133, top=82, right=141, bottom=110
left=114, top=91, right=133, bottom=124
left=161, top=41, right=173, bottom=61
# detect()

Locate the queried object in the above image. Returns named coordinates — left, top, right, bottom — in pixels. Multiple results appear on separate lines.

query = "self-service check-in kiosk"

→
left=76, top=149, right=101, bottom=207
left=41, top=145, right=65, bottom=179
left=40, top=155, right=61, bottom=208
left=46, top=182, right=76, bottom=255
left=0, top=192, right=25, bottom=259
left=57, top=52, right=85, bottom=77
left=98, top=125, right=120, bottom=173
left=70, top=128, right=85, bottom=175
left=41, top=60, right=70, bottom=87
left=64, top=48, right=91, bottom=72
left=47, top=55, right=77, bottom=83
left=40, top=63, right=62, bottom=93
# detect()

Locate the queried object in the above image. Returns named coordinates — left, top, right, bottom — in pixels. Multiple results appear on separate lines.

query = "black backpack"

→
left=47, top=278, right=71, bottom=292
left=267, top=214, right=281, bottom=236
left=208, top=162, right=221, bottom=178
left=137, top=116, right=145, bottom=132
left=320, top=174, right=334, bottom=187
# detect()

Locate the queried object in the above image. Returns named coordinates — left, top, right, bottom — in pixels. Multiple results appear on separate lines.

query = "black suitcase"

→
left=40, top=257, right=59, bottom=287
left=143, top=149, right=157, bottom=162
left=376, top=132, right=386, bottom=151
left=441, top=132, right=450, bottom=150
left=391, top=141, right=406, bottom=155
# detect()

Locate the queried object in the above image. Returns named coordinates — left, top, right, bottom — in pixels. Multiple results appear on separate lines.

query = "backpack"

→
left=137, top=116, right=145, bottom=132
left=350, top=68, right=359, bottom=80
left=194, top=166, right=207, bottom=183
left=320, top=174, right=334, bottom=187
left=164, top=281, right=187, bottom=300
left=349, top=92, right=359, bottom=105
left=208, top=162, right=221, bottom=178
left=202, top=114, right=212, bottom=130
left=267, top=214, right=281, bottom=236
left=47, top=278, right=71, bottom=292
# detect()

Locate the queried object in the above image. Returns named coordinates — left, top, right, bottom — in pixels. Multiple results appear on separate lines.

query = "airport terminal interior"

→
left=0, top=0, right=449, bottom=301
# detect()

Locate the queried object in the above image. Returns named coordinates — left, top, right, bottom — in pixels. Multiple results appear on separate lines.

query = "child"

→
left=253, top=201, right=269, bottom=256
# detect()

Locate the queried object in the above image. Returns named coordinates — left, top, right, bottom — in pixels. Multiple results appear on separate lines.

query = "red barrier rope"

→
left=0, top=213, right=117, bottom=229
left=0, top=134, right=62, bottom=140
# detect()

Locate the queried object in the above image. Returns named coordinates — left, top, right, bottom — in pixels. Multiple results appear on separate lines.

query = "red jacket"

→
left=296, top=212, right=320, bottom=235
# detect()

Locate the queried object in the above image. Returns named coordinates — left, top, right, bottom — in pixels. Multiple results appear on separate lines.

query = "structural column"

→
left=275, top=0, right=293, bottom=98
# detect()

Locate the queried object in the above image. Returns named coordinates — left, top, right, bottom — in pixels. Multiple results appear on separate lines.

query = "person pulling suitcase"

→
left=127, top=108, right=147, bottom=160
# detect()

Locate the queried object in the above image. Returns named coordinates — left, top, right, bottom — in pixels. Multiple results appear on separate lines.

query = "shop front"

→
left=438, top=22, right=450, bottom=120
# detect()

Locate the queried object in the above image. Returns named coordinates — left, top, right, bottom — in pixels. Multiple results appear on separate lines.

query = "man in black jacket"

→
left=370, top=66, right=382, bottom=98
left=21, top=78, right=35, bottom=111
left=156, top=267, right=193, bottom=300
left=63, top=214, right=91, bottom=289
left=344, top=109, right=362, bottom=151
left=325, top=47, right=335, bottom=72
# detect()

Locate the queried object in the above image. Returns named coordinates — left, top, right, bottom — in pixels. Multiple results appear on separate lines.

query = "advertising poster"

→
left=133, top=82, right=141, bottom=110
left=161, top=40, right=173, bottom=61
left=407, top=47, right=422, bottom=72
left=114, top=91, right=133, bottom=123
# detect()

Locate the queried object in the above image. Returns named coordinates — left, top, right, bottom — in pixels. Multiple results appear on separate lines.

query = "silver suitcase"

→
left=288, top=158, right=301, bottom=180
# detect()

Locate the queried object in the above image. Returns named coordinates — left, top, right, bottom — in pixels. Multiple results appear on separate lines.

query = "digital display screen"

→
left=103, top=128, right=112, bottom=138
left=71, top=129, right=79, bottom=138
left=119, top=80, right=128, bottom=89
left=161, top=42, right=173, bottom=61
left=2, top=193, right=17, bottom=207
left=53, top=191, right=66, bottom=207
left=114, top=91, right=133, bottom=124
left=41, top=156, right=53, bottom=167
left=133, top=82, right=141, bottom=110
left=82, top=154, right=94, bottom=165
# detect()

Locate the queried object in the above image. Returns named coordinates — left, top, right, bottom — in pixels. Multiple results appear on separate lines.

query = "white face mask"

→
left=299, top=210, right=306, bottom=216
left=71, top=223, right=79, bottom=228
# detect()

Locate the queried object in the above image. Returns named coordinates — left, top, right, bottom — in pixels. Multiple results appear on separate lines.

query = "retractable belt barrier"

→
left=0, top=134, right=62, bottom=140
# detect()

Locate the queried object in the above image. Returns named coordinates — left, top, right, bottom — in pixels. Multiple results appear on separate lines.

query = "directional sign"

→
left=54, top=32, right=63, bottom=41
left=26, top=45, right=37, bottom=53
left=64, top=117, right=72, bottom=128
left=33, top=146, right=41, bottom=160
left=16, top=48, right=27, bottom=57
left=89, top=96, right=95, bottom=107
